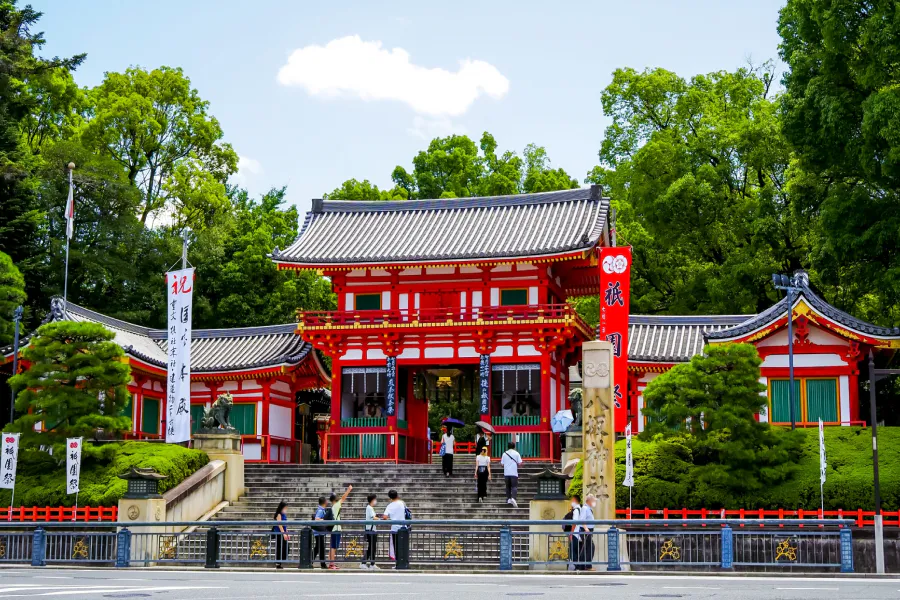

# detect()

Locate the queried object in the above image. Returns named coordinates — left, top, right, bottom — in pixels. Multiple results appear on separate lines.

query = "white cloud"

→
left=276, top=35, right=509, bottom=117
left=233, top=155, right=262, bottom=186
left=406, top=116, right=465, bottom=140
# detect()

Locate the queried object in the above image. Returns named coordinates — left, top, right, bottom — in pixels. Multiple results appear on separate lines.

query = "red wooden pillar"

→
left=540, top=351, right=552, bottom=459
left=259, top=379, right=272, bottom=461
left=132, top=376, right=146, bottom=434
left=329, top=356, right=342, bottom=461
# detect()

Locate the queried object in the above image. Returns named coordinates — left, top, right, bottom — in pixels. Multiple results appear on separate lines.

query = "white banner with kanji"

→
left=66, top=437, right=82, bottom=494
left=166, top=267, right=194, bottom=444
left=0, top=433, right=19, bottom=490
left=623, top=422, right=634, bottom=488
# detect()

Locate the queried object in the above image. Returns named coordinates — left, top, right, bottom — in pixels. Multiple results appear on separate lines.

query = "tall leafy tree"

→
left=8, top=321, right=132, bottom=456
left=0, top=251, right=25, bottom=346
left=779, top=0, right=900, bottom=325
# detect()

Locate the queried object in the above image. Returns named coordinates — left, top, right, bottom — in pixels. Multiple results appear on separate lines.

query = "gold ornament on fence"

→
left=775, top=539, right=798, bottom=562
left=444, top=537, right=464, bottom=560
left=249, top=538, right=268, bottom=559
left=71, top=538, right=89, bottom=559
left=659, top=539, right=681, bottom=561
left=159, top=536, right=177, bottom=559
left=344, top=537, right=364, bottom=559
left=549, top=539, right=569, bottom=561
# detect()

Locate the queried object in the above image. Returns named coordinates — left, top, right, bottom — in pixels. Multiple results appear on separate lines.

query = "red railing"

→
left=432, top=441, right=477, bottom=454
left=241, top=435, right=302, bottom=464
left=616, top=507, right=900, bottom=528
left=299, top=304, right=593, bottom=335
left=0, top=506, right=118, bottom=522
left=324, top=432, right=432, bottom=464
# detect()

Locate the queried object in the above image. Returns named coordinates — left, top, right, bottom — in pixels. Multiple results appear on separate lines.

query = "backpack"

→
left=562, top=509, right=574, bottom=532
left=324, top=506, right=335, bottom=532
left=312, top=508, right=328, bottom=533
left=404, top=505, right=412, bottom=531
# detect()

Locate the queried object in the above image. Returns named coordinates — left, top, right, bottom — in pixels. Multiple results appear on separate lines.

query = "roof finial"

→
left=793, top=269, right=810, bottom=287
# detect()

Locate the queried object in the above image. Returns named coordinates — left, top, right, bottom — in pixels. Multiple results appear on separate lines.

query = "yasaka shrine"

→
left=4, top=186, right=900, bottom=464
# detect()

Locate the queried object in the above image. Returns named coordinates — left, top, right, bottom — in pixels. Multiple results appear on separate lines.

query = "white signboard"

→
left=0, top=433, right=19, bottom=490
left=623, top=422, right=634, bottom=488
left=66, top=437, right=82, bottom=494
left=819, top=418, right=827, bottom=484
left=166, top=267, right=194, bottom=443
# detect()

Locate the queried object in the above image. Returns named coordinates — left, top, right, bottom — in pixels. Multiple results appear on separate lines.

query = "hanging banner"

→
left=819, top=418, right=827, bottom=484
left=66, top=437, right=82, bottom=494
left=166, top=267, right=194, bottom=443
left=599, top=246, right=632, bottom=432
left=0, top=433, right=19, bottom=490
left=385, top=356, right=397, bottom=417
left=623, top=422, right=634, bottom=488
left=479, top=354, right=490, bottom=415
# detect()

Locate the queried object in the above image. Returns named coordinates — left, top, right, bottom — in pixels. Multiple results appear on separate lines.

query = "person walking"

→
left=381, top=489, right=407, bottom=566
left=441, top=426, right=455, bottom=477
left=475, top=430, right=488, bottom=456
left=272, top=500, right=289, bottom=569
left=500, top=441, right=523, bottom=507
left=362, top=493, right=379, bottom=569
left=328, top=485, right=352, bottom=570
left=578, top=494, right=597, bottom=571
left=474, top=446, right=491, bottom=502
left=312, top=495, right=328, bottom=569
left=567, top=494, right=582, bottom=571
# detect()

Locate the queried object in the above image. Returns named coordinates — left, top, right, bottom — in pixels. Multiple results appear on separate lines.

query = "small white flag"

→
left=819, top=418, right=827, bottom=485
left=623, top=422, right=634, bottom=488
left=66, top=438, right=82, bottom=494
left=0, top=434, right=19, bottom=490
left=65, top=171, right=75, bottom=240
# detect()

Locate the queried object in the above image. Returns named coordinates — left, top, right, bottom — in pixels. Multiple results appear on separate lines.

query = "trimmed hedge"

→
left=568, top=427, right=900, bottom=511
left=0, top=442, right=209, bottom=507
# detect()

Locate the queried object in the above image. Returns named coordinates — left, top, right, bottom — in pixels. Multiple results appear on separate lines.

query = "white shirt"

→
left=442, top=434, right=455, bottom=455
left=500, top=449, right=522, bottom=477
left=579, top=504, right=595, bottom=532
left=569, top=504, right=582, bottom=536
left=383, top=500, right=406, bottom=532
left=476, top=455, right=490, bottom=468
left=365, top=505, right=377, bottom=531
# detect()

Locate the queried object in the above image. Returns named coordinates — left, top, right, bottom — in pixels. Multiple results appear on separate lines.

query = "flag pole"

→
left=63, top=162, right=75, bottom=304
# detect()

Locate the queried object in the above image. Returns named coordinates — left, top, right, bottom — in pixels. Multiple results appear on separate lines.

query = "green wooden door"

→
left=806, top=379, right=838, bottom=422
left=190, top=405, right=205, bottom=434
left=230, top=403, right=256, bottom=435
left=142, top=398, right=159, bottom=435
left=771, top=380, right=801, bottom=423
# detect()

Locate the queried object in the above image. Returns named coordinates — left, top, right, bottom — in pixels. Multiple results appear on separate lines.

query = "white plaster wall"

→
left=839, top=375, right=850, bottom=425
left=518, top=345, right=540, bottom=357
left=269, top=404, right=293, bottom=438
left=493, top=345, right=513, bottom=357
left=472, top=291, right=482, bottom=308
left=399, top=293, right=409, bottom=310
left=528, top=287, right=538, bottom=304
left=424, top=347, right=454, bottom=359
left=271, top=380, right=291, bottom=394
left=761, top=353, right=846, bottom=368
left=381, top=291, right=391, bottom=310
left=398, top=347, right=421, bottom=359
left=345, top=293, right=354, bottom=311
left=256, top=401, right=263, bottom=435
left=756, top=326, right=849, bottom=347
left=426, top=267, right=455, bottom=275
left=550, top=375, right=557, bottom=415
left=490, top=288, right=499, bottom=306
left=344, top=349, right=363, bottom=360
left=243, top=443, right=262, bottom=461
left=458, top=347, right=479, bottom=358
left=366, top=348, right=387, bottom=360
left=347, top=269, right=366, bottom=277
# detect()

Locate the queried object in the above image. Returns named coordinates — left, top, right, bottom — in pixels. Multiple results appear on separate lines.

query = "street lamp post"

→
left=868, top=350, right=885, bottom=574
left=772, top=273, right=802, bottom=430
left=9, top=305, right=23, bottom=426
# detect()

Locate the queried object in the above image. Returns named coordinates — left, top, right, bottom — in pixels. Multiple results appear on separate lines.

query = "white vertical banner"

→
left=166, top=267, right=194, bottom=444
left=623, top=422, right=634, bottom=488
left=66, top=438, right=82, bottom=494
left=0, top=433, right=19, bottom=490
left=819, top=418, right=827, bottom=484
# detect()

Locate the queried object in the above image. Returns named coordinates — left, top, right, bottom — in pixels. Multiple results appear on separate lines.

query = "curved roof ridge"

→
left=630, top=314, right=753, bottom=326
left=317, top=188, right=595, bottom=213
left=65, top=302, right=156, bottom=337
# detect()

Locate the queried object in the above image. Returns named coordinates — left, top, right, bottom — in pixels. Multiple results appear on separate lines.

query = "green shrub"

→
left=0, top=442, right=209, bottom=507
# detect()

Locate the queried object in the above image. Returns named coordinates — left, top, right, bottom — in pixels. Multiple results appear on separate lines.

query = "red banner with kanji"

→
left=599, top=246, right=631, bottom=432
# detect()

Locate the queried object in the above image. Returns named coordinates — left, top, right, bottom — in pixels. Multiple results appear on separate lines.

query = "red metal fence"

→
left=617, top=507, right=900, bottom=528
left=0, top=506, right=118, bottom=522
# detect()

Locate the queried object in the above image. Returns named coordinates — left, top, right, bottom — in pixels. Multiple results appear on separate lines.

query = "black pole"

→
left=9, top=306, right=22, bottom=427
left=787, top=287, right=796, bottom=430
left=868, top=351, right=882, bottom=514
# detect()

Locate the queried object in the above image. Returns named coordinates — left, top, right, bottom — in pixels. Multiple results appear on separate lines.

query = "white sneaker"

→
left=506, top=498, right=512, bottom=504
left=359, top=563, right=369, bottom=569
left=510, top=499, right=518, bottom=508
left=370, top=564, right=381, bottom=570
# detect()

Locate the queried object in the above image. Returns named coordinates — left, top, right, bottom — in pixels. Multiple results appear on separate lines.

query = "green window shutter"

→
left=806, top=379, right=838, bottom=423
left=355, top=294, right=381, bottom=310
left=771, top=380, right=801, bottom=423
left=142, top=398, right=159, bottom=435
left=231, top=403, right=256, bottom=435
left=190, top=405, right=205, bottom=434
left=500, top=289, right=528, bottom=306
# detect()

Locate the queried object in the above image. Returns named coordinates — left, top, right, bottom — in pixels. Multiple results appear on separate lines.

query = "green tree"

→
left=778, top=0, right=900, bottom=325
left=0, top=251, right=25, bottom=345
left=324, top=178, right=407, bottom=201
left=9, top=321, right=132, bottom=456
left=80, top=66, right=238, bottom=225
left=642, top=343, right=801, bottom=497
left=588, top=66, right=804, bottom=315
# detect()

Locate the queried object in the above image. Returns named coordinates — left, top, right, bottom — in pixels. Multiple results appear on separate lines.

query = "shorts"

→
left=330, top=533, right=342, bottom=549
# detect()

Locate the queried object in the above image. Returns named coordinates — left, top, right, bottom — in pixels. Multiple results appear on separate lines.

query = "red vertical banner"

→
left=599, top=246, right=632, bottom=433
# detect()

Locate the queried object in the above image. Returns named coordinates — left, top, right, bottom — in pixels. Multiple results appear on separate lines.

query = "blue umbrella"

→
left=551, top=410, right=574, bottom=433
left=442, top=417, right=465, bottom=428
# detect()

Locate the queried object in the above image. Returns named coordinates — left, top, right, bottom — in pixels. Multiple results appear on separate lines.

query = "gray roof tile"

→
left=628, top=315, right=751, bottom=363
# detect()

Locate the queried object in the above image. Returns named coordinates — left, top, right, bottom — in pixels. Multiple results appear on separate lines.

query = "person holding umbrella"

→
left=475, top=421, right=495, bottom=457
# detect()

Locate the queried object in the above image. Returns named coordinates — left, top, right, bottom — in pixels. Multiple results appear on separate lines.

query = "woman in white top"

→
left=441, top=426, right=455, bottom=477
left=474, top=446, right=492, bottom=502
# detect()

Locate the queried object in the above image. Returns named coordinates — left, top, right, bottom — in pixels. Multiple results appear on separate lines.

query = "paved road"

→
left=0, top=568, right=897, bottom=599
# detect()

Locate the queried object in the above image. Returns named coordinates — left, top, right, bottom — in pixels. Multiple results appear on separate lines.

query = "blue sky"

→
left=32, top=0, right=786, bottom=216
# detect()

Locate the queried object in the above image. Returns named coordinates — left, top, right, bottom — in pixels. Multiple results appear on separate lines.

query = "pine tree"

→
left=8, top=321, right=131, bottom=455
left=0, top=251, right=26, bottom=346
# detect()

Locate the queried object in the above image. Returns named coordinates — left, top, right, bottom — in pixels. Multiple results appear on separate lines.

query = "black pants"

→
left=366, top=531, right=377, bottom=565
left=275, top=534, right=289, bottom=565
left=476, top=467, right=489, bottom=499
left=569, top=536, right=580, bottom=570
left=314, top=535, right=326, bottom=568
left=442, top=453, right=453, bottom=476
left=505, top=475, right=518, bottom=500
left=578, top=534, right=594, bottom=569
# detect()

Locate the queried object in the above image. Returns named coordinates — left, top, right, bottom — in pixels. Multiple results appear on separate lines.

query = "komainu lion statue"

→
left=199, top=392, right=237, bottom=433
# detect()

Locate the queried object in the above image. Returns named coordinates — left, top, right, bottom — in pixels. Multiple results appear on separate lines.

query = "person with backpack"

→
left=381, top=489, right=407, bottom=566
left=500, top=441, right=523, bottom=507
left=565, top=494, right=582, bottom=572
left=328, top=485, right=352, bottom=570
left=312, top=495, right=328, bottom=569
left=577, top=493, right=597, bottom=570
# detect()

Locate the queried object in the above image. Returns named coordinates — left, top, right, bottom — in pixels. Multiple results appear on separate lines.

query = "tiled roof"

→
left=3, top=300, right=317, bottom=374
left=273, top=186, right=609, bottom=265
left=628, top=315, right=752, bottom=363
left=705, top=272, right=900, bottom=341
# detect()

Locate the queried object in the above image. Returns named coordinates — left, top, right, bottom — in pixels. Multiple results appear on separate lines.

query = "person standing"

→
left=328, top=485, right=352, bottom=570
left=500, top=441, right=523, bottom=507
left=362, top=493, right=379, bottom=570
left=312, top=496, right=328, bottom=569
left=441, top=426, right=455, bottom=477
left=381, top=489, right=407, bottom=566
left=475, top=430, right=487, bottom=456
left=474, top=446, right=491, bottom=502
left=567, top=494, right=582, bottom=572
left=272, top=501, right=289, bottom=569
left=578, top=494, right=597, bottom=571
